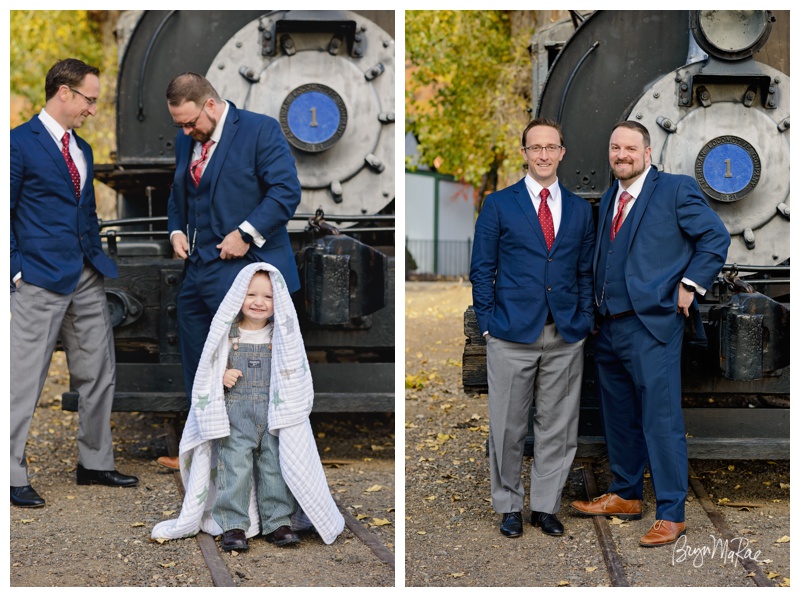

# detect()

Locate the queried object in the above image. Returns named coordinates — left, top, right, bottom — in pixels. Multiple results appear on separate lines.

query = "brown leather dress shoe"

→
left=156, top=456, right=180, bottom=471
left=639, top=520, right=686, bottom=547
left=571, top=493, right=642, bottom=520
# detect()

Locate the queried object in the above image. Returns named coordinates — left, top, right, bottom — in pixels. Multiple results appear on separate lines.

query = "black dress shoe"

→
left=11, top=485, right=45, bottom=508
left=221, top=529, right=249, bottom=552
left=530, top=511, right=564, bottom=536
left=265, top=525, right=301, bottom=547
left=76, top=463, right=139, bottom=487
left=500, top=511, right=523, bottom=537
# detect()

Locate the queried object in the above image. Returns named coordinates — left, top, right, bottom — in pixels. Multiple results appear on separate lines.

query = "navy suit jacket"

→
left=167, top=102, right=301, bottom=293
left=594, top=166, right=730, bottom=343
left=470, top=178, right=595, bottom=344
left=10, top=115, right=117, bottom=294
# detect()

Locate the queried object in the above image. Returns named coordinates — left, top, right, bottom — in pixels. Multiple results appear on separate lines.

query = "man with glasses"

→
left=470, top=118, right=595, bottom=538
left=10, top=58, right=139, bottom=508
left=157, top=73, right=301, bottom=470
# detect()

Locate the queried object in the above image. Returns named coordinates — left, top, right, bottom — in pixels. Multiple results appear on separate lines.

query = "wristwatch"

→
left=237, top=227, right=254, bottom=244
left=681, top=282, right=696, bottom=293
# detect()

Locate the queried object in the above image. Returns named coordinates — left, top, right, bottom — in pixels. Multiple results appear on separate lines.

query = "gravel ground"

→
left=404, top=281, right=790, bottom=587
left=9, top=351, right=395, bottom=587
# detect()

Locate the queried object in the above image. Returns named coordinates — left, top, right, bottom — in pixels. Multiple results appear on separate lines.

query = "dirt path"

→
left=10, top=352, right=395, bottom=587
left=404, top=281, right=790, bottom=587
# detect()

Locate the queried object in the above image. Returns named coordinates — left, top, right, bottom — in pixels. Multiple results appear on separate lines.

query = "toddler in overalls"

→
left=150, top=262, right=344, bottom=548
left=214, top=270, right=298, bottom=551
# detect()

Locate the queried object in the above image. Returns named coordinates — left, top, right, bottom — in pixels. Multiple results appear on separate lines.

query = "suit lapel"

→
left=549, top=184, right=574, bottom=253
left=621, top=167, right=658, bottom=253
left=206, top=102, right=239, bottom=202
left=511, top=178, right=548, bottom=251
left=31, top=116, right=77, bottom=200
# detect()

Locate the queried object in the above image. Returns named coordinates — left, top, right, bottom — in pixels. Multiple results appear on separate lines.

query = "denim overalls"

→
left=212, top=322, right=297, bottom=534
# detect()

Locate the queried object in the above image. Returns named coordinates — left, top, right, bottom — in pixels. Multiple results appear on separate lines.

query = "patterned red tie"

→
left=61, top=132, right=81, bottom=199
left=190, top=140, right=214, bottom=186
left=610, top=191, right=633, bottom=241
left=538, top=188, right=555, bottom=250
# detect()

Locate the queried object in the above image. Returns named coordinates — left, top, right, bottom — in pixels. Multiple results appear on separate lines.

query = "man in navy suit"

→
left=10, top=59, right=139, bottom=508
left=571, top=121, right=730, bottom=547
left=160, top=73, right=301, bottom=469
left=470, top=118, right=595, bottom=538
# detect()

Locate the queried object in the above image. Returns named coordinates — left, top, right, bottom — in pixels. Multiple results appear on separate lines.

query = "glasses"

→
left=68, top=86, right=98, bottom=106
left=172, top=101, right=208, bottom=129
left=523, top=144, right=563, bottom=154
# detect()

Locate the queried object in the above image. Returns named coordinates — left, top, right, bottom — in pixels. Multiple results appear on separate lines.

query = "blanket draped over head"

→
left=151, top=262, right=345, bottom=544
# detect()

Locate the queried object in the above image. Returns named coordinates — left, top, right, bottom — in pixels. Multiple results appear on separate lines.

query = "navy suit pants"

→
left=594, top=313, right=688, bottom=522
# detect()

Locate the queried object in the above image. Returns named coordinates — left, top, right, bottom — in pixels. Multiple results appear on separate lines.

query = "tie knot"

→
left=619, top=190, right=632, bottom=204
left=61, top=132, right=70, bottom=148
left=540, top=188, right=550, bottom=202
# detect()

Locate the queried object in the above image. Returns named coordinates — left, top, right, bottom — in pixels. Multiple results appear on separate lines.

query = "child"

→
left=152, top=263, right=344, bottom=548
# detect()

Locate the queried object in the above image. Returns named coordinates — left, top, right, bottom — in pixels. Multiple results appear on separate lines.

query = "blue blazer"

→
left=10, top=115, right=117, bottom=294
left=167, top=102, right=301, bottom=293
left=470, top=178, right=595, bottom=344
left=594, top=166, right=730, bottom=343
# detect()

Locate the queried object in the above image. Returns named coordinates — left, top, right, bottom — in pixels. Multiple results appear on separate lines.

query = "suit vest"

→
left=186, top=163, right=219, bottom=264
left=595, top=199, right=637, bottom=316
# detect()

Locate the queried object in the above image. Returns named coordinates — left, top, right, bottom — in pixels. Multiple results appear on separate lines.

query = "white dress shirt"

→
left=524, top=173, right=562, bottom=236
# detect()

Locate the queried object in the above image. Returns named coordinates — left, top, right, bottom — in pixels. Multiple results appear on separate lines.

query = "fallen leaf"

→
left=451, top=572, right=465, bottom=578
left=355, top=514, right=369, bottom=520
left=417, top=531, right=427, bottom=535
left=728, top=465, right=735, bottom=471
left=162, top=510, right=176, bottom=516
left=779, top=483, right=789, bottom=489
left=779, top=578, right=790, bottom=587
left=557, top=581, right=570, bottom=586
left=767, top=572, right=780, bottom=579
left=19, top=519, right=35, bottom=524
left=370, top=518, right=392, bottom=526
left=131, top=522, right=146, bottom=527
left=66, top=495, right=75, bottom=500
left=585, top=566, right=598, bottom=572
left=365, top=485, right=382, bottom=492
left=160, top=562, right=177, bottom=568
left=775, top=536, right=790, bottom=543
left=609, top=517, right=629, bottom=525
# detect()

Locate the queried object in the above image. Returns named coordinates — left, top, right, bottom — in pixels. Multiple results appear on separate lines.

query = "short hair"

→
left=166, top=72, right=221, bottom=107
left=45, top=59, right=100, bottom=102
left=521, top=118, right=564, bottom=147
left=611, top=121, right=651, bottom=148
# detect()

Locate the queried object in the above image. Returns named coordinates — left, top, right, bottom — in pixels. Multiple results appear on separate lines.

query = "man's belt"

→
left=605, top=309, right=635, bottom=320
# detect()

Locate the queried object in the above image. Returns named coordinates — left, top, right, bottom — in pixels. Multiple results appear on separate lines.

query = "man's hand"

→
left=217, top=229, right=250, bottom=260
left=171, top=232, right=189, bottom=260
left=15, top=278, right=21, bottom=288
left=223, top=369, right=243, bottom=389
left=677, top=283, right=694, bottom=317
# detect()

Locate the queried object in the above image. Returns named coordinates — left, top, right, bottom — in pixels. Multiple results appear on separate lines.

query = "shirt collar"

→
left=617, top=166, right=651, bottom=200
left=39, top=108, right=71, bottom=142
left=209, top=100, right=229, bottom=145
left=525, top=173, right=560, bottom=201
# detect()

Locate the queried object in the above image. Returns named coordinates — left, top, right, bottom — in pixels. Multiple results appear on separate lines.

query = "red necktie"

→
left=538, top=188, right=555, bottom=251
left=61, top=132, right=81, bottom=199
left=190, top=140, right=214, bottom=186
left=610, top=191, right=632, bottom=241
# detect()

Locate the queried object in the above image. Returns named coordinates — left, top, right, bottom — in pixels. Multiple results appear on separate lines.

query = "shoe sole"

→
left=77, top=480, right=139, bottom=487
left=532, top=524, right=563, bottom=536
left=156, top=462, right=180, bottom=471
left=639, top=530, right=686, bottom=547
left=221, top=544, right=249, bottom=552
left=267, top=537, right=301, bottom=547
left=571, top=507, right=642, bottom=521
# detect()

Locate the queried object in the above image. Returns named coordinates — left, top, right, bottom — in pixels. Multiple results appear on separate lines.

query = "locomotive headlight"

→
left=691, top=10, right=773, bottom=60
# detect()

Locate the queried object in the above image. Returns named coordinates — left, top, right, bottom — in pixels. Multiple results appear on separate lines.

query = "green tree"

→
left=10, top=10, right=120, bottom=163
left=406, top=10, right=533, bottom=198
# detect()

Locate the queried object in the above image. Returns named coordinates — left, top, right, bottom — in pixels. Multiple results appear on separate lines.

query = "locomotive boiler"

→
left=462, top=10, right=789, bottom=458
left=62, top=10, right=395, bottom=414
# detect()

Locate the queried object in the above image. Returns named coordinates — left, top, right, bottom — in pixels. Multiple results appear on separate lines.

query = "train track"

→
left=162, top=420, right=395, bottom=587
left=574, top=458, right=776, bottom=588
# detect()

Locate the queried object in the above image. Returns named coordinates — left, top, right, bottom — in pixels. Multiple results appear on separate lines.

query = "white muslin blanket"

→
left=151, top=262, right=344, bottom=544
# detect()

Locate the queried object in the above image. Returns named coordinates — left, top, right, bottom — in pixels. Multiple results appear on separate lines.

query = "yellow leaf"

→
left=371, top=518, right=392, bottom=526
left=767, top=572, right=780, bottom=579
left=154, top=538, right=167, bottom=544
left=557, top=581, right=570, bottom=586
left=779, top=578, right=790, bottom=587
left=19, top=519, right=35, bottom=524
left=66, top=495, right=75, bottom=500
left=451, top=572, right=465, bottom=578
left=775, top=536, right=790, bottom=543
left=160, top=562, right=176, bottom=568
left=609, top=517, right=628, bottom=525
left=365, top=485, right=382, bottom=492
left=162, top=510, right=176, bottom=516
left=317, top=432, right=326, bottom=438
left=585, top=566, right=598, bottom=572
left=417, top=531, right=426, bottom=535
left=425, top=495, right=436, bottom=501
left=780, top=483, right=789, bottom=489
left=356, top=514, right=369, bottom=520
left=131, top=522, right=146, bottom=527
left=728, top=465, right=735, bottom=471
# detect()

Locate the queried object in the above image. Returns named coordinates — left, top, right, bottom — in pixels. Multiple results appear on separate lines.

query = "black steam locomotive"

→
left=463, top=10, right=789, bottom=458
left=62, top=10, right=395, bottom=414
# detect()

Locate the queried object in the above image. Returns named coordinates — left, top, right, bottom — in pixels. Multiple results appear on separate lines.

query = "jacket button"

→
left=547, top=286, right=552, bottom=291
left=548, top=257, right=553, bottom=262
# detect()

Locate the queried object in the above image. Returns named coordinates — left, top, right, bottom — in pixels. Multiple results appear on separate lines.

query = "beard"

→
left=191, top=112, right=218, bottom=144
left=611, top=159, right=647, bottom=182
